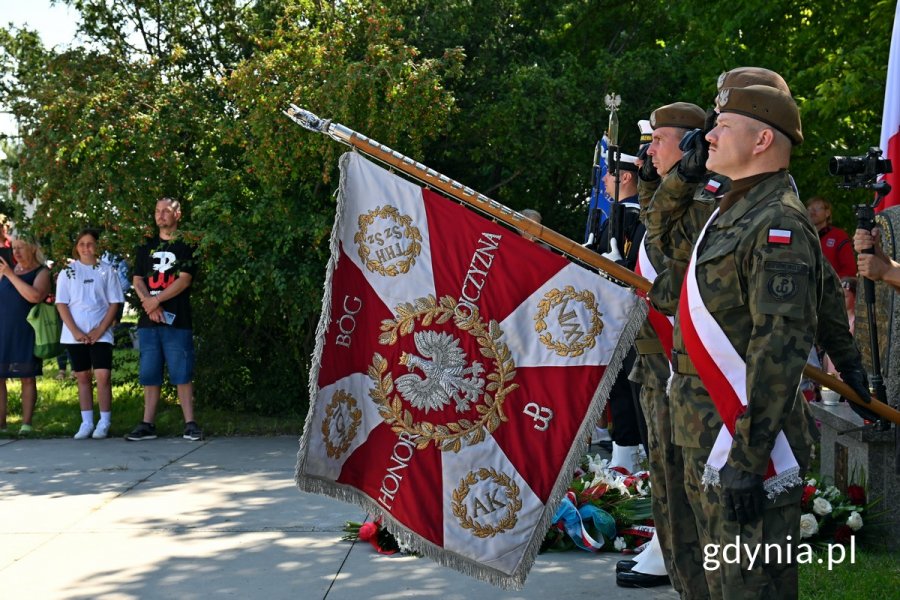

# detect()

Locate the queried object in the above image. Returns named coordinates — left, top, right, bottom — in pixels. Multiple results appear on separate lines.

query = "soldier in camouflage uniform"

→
left=622, top=102, right=709, bottom=594
left=652, top=69, right=875, bottom=421
left=661, top=84, right=821, bottom=599
left=645, top=71, right=873, bottom=600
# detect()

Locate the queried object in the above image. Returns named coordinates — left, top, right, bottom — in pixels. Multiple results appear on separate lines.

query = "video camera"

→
left=828, top=147, right=892, bottom=190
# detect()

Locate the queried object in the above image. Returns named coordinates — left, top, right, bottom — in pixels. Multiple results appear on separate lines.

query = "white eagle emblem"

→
left=395, top=331, right=486, bottom=413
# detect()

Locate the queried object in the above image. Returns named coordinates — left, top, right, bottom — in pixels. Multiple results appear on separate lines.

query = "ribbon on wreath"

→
left=551, top=491, right=618, bottom=551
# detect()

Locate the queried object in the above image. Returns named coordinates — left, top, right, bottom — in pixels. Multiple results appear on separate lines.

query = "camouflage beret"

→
left=717, top=67, right=790, bottom=94
left=716, top=85, right=803, bottom=145
left=649, top=102, right=706, bottom=130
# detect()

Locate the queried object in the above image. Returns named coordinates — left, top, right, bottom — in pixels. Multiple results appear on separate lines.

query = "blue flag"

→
left=584, top=135, right=612, bottom=244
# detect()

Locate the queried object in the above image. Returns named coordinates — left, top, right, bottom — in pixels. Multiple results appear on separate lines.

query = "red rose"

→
left=358, top=522, right=378, bottom=541
left=834, top=525, right=853, bottom=545
left=802, top=485, right=817, bottom=507
left=847, top=485, right=866, bottom=506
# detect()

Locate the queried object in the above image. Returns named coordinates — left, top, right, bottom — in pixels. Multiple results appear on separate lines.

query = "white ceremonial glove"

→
left=601, top=237, right=622, bottom=262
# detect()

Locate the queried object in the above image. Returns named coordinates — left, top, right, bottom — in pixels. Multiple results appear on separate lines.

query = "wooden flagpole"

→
left=284, top=105, right=900, bottom=426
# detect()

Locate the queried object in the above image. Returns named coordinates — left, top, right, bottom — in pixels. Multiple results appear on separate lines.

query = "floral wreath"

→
left=534, top=286, right=603, bottom=357
left=451, top=467, right=522, bottom=538
left=354, top=205, right=423, bottom=277
left=368, top=294, right=518, bottom=452
left=321, top=390, right=362, bottom=459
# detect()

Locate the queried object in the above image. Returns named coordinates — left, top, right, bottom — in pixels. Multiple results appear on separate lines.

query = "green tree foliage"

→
left=0, top=0, right=894, bottom=416
left=661, top=0, right=896, bottom=227
left=0, top=0, right=459, bottom=415
left=197, top=2, right=460, bottom=414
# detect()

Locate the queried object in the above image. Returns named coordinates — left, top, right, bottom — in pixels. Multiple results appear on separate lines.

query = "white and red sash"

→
left=635, top=238, right=674, bottom=361
left=678, top=209, right=801, bottom=498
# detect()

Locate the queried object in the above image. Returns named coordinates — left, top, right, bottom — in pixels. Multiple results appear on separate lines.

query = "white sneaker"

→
left=92, top=421, right=111, bottom=439
left=74, top=422, right=94, bottom=440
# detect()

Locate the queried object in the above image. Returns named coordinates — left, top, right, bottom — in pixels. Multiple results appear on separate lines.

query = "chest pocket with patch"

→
left=695, top=231, right=745, bottom=312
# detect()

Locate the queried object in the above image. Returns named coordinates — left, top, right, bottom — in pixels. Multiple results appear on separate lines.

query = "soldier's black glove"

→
left=677, top=128, right=708, bottom=183
left=636, top=144, right=659, bottom=183
left=703, top=107, right=718, bottom=134
left=720, top=464, right=765, bottom=525
left=839, top=367, right=880, bottom=422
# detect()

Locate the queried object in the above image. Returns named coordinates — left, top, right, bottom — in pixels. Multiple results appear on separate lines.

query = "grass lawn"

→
left=799, top=544, right=900, bottom=598
left=1, top=347, right=306, bottom=439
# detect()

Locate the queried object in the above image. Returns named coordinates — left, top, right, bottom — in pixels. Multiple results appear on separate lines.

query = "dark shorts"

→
left=138, top=327, right=194, bottom=386
left=65, top=342, right=114, bottom=372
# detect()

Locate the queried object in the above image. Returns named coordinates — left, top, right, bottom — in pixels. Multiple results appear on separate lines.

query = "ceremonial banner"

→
left=584, top=134, right=613, bottom=243
left=296, top=152, right=645, bottom=588
left=880, top=0, right=900, bottom=210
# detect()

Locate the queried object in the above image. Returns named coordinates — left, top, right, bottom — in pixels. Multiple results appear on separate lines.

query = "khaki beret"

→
left=716, top=85, right=803, bottom=145
left=717, top=67, right=790, bottom=94
left=649, top=102, right=706, bottom=130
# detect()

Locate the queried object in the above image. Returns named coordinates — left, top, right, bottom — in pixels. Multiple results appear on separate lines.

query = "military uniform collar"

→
left=619, top=194, right=640, bottom=209
left=715, top=170, right=790, bottom=228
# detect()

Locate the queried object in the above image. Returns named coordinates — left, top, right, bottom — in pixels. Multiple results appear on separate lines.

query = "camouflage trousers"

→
left=639, top=384, right=711, bottom=600
left=682, top=446, right=802, bottom=600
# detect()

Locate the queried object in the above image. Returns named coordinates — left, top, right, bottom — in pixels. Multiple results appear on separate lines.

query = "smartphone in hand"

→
left=163, top=311, right=176, bottom=325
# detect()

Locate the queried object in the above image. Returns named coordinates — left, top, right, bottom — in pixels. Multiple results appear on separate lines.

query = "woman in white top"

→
left=56, top=229, right=125, bottom=439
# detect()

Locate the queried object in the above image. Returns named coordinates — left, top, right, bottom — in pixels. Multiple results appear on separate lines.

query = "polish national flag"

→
left=768, top=228, right=793, bottom=245
left=879, top=1, right=900, bottom=210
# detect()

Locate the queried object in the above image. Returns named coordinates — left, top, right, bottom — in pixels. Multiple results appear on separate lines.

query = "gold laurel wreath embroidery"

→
left=533, top=285, right=604, bottom=357
left=354, top=205, right=423, bottom=277
left=368, top=295, right=518, bottom=452
left=321, top=390, right=362, bottom=459
left=450, top=467, right=522, bottom=538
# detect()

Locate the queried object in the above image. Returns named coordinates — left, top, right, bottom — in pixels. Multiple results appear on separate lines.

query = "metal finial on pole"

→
left=604, top=93, right=621, bottom=146
left=604, top=93, right=623, bottom=246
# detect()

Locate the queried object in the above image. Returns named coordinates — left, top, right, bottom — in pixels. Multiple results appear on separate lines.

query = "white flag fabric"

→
left=296, top=152, right=645, bottom=588
left=880, top=0, right=900, bottom=209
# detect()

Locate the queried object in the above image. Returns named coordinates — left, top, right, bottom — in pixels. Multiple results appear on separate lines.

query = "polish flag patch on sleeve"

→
left=767, top=228, right=792, bottom=244
left=704, top=179, right=722, bottom=194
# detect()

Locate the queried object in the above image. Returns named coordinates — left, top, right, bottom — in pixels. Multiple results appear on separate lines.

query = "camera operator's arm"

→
left=853, top=227, right=888, bottom=259
left=855, top=228, right=900, bottom=291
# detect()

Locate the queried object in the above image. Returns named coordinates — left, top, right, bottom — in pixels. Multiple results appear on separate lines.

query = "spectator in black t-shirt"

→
left=126, top=197, right=202, bottom=441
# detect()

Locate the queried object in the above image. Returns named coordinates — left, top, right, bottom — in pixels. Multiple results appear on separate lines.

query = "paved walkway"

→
left=0, top=436, right=677, bottom=599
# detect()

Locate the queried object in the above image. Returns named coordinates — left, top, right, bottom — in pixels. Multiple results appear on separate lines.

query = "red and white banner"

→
left=880, top=0, right=900, bottom=210
left=296, top=153, right=645, bottom=588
